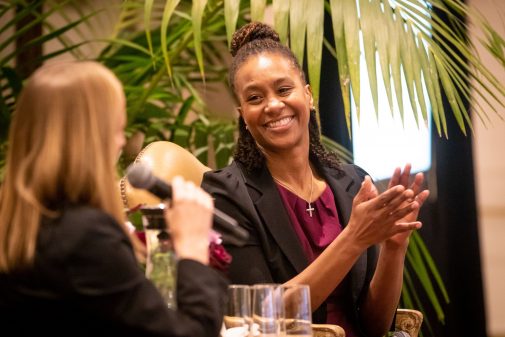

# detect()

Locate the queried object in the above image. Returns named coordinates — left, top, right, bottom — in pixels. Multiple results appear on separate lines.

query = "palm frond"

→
left=272, top=0, right=289, bottom=45
left=250, top=0, right=266, bottom=22
left=306, top=0, right=324, bottom=107
left=289, top=0, right=308, bottom=66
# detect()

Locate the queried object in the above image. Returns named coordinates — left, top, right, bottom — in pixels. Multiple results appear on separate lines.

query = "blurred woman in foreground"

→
left=0, top=61, right=226, bottom=337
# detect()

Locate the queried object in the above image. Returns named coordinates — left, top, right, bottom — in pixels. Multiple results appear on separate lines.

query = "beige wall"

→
left=469, top=0, right=505, bottom=336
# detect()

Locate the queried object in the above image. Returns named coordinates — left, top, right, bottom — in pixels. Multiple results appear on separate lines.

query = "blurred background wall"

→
left=470, top=1, right=505, bottom=336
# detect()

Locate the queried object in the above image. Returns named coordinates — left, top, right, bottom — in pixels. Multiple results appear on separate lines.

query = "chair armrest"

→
left=395, top=309, right=423, bottom=337
left=312, top=323, right=346, bottom=337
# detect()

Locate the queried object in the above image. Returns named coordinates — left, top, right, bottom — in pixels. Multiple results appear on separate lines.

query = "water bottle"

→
left=140, top=204, right=177, bottom=309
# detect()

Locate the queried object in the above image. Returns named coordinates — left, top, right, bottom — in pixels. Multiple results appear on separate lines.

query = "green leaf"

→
left=250, top=0, right=266, bottom=22
left=359, top=0, right=379, bottom=117
left=415, top=31, right=441, bottom=135
left=174, top=96, right=195, bottom=127
left=329, top=0, right=351, bottom=137
left=403, top=266, right=427, bottom=317
left=342, top=0, right=360, bottom=121
left=289, top=0, right=307, bottom=66
left=224, top=0, right=240, bottom=47
left=191, top=0, right=209, bottom=81
left=0, top=1, right=44, bottom=37
left=306, top=0, right=324, bottom=106
left=434, top=54, right=466, bottom=135
left=1, top=8, right=95, bottom=67
left=387, top=4, right=405, bottom=122
left=407, top=232, right=446, bottom=322
left=400, top=17, right=421, bottom=127
left=404, top=265, right=435, bottom=335
left=1, top=67, right=22, bottom=98
left=161, top=0, right=182, bottom=78
left=144, top=0, right=155, bottom=58
left=413, top=232, right=450, bottom=304
left=272, top=0, right=289, bottom=45
left=103, top=38, right=152, bottom=55
left=372, top=0, right=394, bottom=116
left=427, top=48, right=447, bottom=137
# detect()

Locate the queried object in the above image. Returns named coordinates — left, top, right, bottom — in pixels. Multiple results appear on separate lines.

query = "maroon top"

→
left=276, top=183, right=359, bottom=337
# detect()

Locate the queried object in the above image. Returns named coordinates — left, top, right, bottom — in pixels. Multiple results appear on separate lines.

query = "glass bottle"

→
left=140, top=204, right=177, bottom=309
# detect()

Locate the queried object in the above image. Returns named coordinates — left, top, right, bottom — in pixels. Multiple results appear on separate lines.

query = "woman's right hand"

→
left=346, top=176, right=421, bottom=250
left=164, top=176, right=214, bottom=265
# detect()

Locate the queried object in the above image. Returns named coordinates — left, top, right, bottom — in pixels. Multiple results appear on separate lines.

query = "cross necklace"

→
left=273, top=167, right=315, bottom=217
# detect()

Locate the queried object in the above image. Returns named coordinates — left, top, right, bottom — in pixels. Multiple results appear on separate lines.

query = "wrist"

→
left=339, top=227, right=369, bottom=255
left=382, top=238, right=409, bottom=253
left=174, top=240, right=209, bottom=265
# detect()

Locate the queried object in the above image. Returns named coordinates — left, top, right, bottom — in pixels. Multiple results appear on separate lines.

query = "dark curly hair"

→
left=230, top=22, right=341, bottom=173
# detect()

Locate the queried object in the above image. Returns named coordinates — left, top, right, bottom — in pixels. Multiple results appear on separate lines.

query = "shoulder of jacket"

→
left=51, top=206, right=122, bottom=241
left=340, top=163, right=368, bottom=181
left=203, top=161, right=247, bottom=185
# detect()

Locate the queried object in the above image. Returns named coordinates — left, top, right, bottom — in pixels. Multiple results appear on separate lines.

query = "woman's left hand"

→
left=384, top=164, right=430, bottom=250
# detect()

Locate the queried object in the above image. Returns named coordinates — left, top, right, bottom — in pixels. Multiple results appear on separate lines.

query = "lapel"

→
left=322, top=165, right=368, bottom=305
left=241, top=164, right=309, bottom=274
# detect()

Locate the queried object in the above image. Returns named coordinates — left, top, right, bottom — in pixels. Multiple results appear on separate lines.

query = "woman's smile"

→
left=264, top=115, right=294, bottom=129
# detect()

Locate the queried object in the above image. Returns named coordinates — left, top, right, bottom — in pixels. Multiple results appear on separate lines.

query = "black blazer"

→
left=202, top=161, right=378, bottom=328
left=0, top=205, right=227, bottom=337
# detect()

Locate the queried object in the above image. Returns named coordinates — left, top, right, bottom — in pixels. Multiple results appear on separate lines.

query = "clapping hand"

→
left=347, top=174, right=421, bottom=249
left=384, top=164, right=430, bottom=249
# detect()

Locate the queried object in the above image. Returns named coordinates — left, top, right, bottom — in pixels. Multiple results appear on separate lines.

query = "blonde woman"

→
left=0, top=61, right=226, bottom=337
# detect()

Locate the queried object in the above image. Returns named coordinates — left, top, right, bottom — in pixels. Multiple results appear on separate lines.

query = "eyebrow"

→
left=242, top=77, right=295, bottom=93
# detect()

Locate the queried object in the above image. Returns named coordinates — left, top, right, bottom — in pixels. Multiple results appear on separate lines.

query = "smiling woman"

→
left=202, top=22, right=430, bottom=337
left=234, top=52, right=313, bottom=154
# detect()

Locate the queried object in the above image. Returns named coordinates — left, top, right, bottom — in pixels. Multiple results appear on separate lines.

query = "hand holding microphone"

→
left=126, top=163, right=249, bottom=246
left=167, top=176, right=213, bottom=265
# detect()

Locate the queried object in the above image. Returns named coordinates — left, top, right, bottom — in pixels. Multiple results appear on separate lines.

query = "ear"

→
left=236, top=106, right=243, bottom=117
left=305, top=84, right=314, bottom=107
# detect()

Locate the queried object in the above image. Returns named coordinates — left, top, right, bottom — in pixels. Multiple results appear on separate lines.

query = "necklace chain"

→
left=273, top=166, right=315, bottom=217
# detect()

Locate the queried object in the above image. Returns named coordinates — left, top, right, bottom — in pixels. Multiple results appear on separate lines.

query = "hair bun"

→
left=230, top=22, right=280, bottom=56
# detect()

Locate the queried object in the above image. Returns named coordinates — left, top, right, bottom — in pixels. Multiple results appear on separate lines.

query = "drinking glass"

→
left=251, top=284, right=283, bottom=337
left=223, top=285, right=252, bottom=337
left=281, top=284, right=312, bottom=336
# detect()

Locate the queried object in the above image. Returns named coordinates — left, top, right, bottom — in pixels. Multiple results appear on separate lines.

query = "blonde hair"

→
left=0, top=61, right=132, bottom=272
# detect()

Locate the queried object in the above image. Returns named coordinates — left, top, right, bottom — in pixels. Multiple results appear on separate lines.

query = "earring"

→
left=245, top=125, right=249, bottom=130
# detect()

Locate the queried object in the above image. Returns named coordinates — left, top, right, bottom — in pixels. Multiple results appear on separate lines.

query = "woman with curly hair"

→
left=202, top=22, right=429, bottom=337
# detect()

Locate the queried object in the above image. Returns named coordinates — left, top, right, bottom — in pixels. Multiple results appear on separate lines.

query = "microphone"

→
left=126, top=163, right=249, bottom=246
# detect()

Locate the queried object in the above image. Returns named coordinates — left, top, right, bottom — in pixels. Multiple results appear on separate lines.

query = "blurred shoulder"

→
left=39, top=205, right=125, bottom=256
left=202, top=161, right=245, bottom=190
left=53, top=205, right=120, bottom=234
left=203, top=161, right=243, bottom=179
left=322, top=162, right=369, bottom=182
left=341, top=163, right=369, bottom=181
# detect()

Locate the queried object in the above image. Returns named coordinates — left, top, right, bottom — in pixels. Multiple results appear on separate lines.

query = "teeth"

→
left=266, top=116, right=293, bottom=128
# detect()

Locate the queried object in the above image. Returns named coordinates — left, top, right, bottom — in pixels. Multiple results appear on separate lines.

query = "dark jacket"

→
left=202, top=161, right=378, bottom=330
left=0, top=205, right=227, bottom=337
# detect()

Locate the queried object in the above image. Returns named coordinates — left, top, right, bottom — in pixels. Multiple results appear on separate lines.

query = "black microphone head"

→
left=126, top=163, right=156, bottom=189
